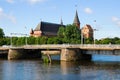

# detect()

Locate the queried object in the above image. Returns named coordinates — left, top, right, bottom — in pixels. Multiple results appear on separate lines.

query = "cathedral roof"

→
left=73, top=10, right=80, bottom=24
left=85, top=24, right=93, bottom=30
left=34, top=21, right=64, bottom=36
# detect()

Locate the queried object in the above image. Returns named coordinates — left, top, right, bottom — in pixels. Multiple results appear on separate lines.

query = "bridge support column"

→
left=8, top=49, right=41, bottom=60
left=61, top=48, right=92, bottom=61
left=61, top=48, right=80, bottom=61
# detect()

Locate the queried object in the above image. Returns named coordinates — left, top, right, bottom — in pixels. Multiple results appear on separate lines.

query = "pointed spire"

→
left=73, top=10, right=80, bottom=29
left=60, top=17, right=63, bottom=25
left=30, top=28, right=34, bottom=34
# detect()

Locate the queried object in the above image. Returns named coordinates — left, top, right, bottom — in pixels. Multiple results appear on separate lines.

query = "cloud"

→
left=112, top=16, right=119, bottom=22
left=0, top=7, right=3, bottom=13
left=27, top=0, right=46, bottom=4
left=6, top=0, right=46, bottom=4
left=84, top=8, right=93, bottom=14
left=0, top=7, right=16, bottom=24
left=112, top=16, right=120, bottom=27
left=0, top=7, right=5, bottom=18
left=6, top=0, right=14, bottom=3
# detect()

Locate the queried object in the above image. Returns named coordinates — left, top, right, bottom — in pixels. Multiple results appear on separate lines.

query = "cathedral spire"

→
left=73, top=10, right=80, bottom=29
left=60, top=17, right=63, bottom=25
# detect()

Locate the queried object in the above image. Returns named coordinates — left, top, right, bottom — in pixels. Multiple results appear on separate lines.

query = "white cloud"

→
left=112, top=16, right=120, bottom=27
left=117, top=21, right=120, bottom=26
left=112, top=16, right=119, bottom=22
left=6, top=0, right=46, bottom=4
left=0, top=7, right=3, bottom=13
left=0, top=7, right=5, bottom=18
left=84, top=8, right=93, bottom=14
left=6, top=0, right=14, bottom=3
left=27, top=0, right=45, bottom=4
left=0, top=7, right=16, bottom=24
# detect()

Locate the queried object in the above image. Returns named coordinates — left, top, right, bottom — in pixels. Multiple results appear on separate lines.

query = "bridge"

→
left=0, top=44, right=120, bottom=61
left=23, top=44, right=120, bottom=50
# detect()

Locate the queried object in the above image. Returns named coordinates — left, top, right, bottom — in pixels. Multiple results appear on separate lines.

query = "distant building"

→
left=81, top=24, right=93, bottom=39
left=30, top=10, right=93, bottom=39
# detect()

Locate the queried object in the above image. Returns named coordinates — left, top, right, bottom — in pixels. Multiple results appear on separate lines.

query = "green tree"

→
left=57, top=26, right=65, bottom=38
left=0, top=28, right=4, bottom=38
left=84, top=38, right=93, bottom=44
left=101, top=38, right=113, bottom=44
left=95, top=39, right=101, bottom=44
left=12, top=37, right=18, bottom=46
left=39, top=36, right=48, bottom=44
left=47, top=38, right=54, bottom=44
left=0, top=38, right=6, bottom=46
left=27, top=37, right=35, bottom=44
left=47, top=37, right=62, bottom=44
left=58, top=24, right=81, bottom=44
left=115, top=40, right=120, bottom=44
left=16, top=37, right=26, bottom=46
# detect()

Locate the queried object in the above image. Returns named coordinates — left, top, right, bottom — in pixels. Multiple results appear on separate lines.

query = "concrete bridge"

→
left=0, top=44, right=120, bottom=61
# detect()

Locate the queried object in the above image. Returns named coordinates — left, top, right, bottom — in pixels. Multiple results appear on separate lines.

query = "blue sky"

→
left=0, top=0, right=120, bottom=39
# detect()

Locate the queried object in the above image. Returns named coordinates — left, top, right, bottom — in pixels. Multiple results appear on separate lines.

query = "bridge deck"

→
left=0, top=44, right=120, bottom=55
left=23, top=44, right=120, bottom=50
left=1, top=44, right=120, bottom=50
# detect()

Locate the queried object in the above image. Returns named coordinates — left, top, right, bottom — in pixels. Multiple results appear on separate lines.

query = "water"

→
left=0, top=56, right=119, bottom=80
left=93, top=55, right=120, bottom=62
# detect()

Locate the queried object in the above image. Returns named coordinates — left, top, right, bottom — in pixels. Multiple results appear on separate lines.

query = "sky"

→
left=0, top=0, right=120, bottom=39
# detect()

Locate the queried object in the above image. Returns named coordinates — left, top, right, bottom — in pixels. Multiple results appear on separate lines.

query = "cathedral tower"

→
left=60, top=18, right=63, bottom=25
left=73, top=10, right=80, bottom=29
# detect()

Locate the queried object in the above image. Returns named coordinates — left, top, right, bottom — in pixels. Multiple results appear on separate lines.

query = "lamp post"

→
left=93, top=29, right=98, bottom=45
left=93, top=20, right=98, bottom=45
left=81, top=32, right=83, bottom=45
left=25, top=34, right=28, bottom=46
left=25, top=26, right=28, bottom=45
left=10, top=33, right=12, bottom=47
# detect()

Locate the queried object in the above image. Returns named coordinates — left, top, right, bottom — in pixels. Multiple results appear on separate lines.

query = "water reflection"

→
left=60, top=61, right=120, bottom=80
left=61, top=61, right=80, bottom=75
left=79, top=61, right=120, bottom=80
left=0, top=60, right=119, bottom=80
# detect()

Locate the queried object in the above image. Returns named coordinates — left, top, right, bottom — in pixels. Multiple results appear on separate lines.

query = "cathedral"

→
left=30, top=21, right=64, bottom=37
left=30, top=10, right=93, bottom=39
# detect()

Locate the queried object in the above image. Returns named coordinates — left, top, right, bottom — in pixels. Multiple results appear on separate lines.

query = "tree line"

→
left=1, top=25, right=120, bottom=46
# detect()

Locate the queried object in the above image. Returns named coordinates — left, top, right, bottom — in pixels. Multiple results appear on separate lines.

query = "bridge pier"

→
left=61, top=48, right=92, bottom=61
left=8, top=49, right=41, bottom=60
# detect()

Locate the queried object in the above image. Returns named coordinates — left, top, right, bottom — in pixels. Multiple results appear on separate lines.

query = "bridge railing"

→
left=22, top=44, right=120, bottom=49
left=80, top=44, right=120, bottom=49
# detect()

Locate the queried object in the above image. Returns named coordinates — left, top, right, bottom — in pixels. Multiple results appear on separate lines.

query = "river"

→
left=0, top=55, right=119, bottom=80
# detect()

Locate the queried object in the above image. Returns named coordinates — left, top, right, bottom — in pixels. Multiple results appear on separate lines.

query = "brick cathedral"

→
left=30, top=10, right=93, bottom=39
